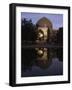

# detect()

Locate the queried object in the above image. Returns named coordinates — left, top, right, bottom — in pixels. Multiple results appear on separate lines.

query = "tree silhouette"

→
left=21, top=18, right=36, bottom=44
left=57, top=27, right=63, bottom=45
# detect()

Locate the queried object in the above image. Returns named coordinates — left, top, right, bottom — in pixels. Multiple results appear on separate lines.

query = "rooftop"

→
left=36, top=17, right=53, bottom=29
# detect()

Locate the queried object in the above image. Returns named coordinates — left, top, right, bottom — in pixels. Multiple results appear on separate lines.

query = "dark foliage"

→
left=21, top=18, right=36, bottom=43
left=57, top=27, right=63, bottom=45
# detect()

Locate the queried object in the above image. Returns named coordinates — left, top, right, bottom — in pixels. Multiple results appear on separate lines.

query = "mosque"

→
left=35, top=17, right=58, bottom=44
left=35, top=17, right=58, bottom=63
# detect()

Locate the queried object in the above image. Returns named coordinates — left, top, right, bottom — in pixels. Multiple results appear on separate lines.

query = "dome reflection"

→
left=35, top=48, right=52, bottom=69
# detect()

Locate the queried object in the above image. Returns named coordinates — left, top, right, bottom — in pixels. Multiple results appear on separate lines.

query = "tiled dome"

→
left=36, top=17, right=52, bottom=29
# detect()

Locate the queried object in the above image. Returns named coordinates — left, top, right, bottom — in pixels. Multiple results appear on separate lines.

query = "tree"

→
left=57, top=27, right=63, bottom=45
left=21, top=18, right=36, bottom=43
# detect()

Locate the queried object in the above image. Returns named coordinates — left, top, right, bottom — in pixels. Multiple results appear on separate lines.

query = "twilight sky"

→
left=21, top=12, right=63, bottom=29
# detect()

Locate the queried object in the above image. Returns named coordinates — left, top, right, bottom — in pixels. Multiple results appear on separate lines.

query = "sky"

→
left=21, top=12, right=63, bottom=30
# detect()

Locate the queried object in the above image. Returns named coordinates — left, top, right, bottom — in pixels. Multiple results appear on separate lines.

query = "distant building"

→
left=36, top=17, right=53, bottom=43
left=36, top=17, right=59, bottom=43
left=35, top=17, right=63, bottom=63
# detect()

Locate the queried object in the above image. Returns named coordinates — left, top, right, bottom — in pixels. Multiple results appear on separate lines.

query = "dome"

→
left=36, top=17, right=52, bottom=29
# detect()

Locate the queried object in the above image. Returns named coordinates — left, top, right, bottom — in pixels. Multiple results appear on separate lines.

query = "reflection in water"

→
left=21, top=48, right=63, bottom=77
left=35, top=48, right=48, bottom=61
